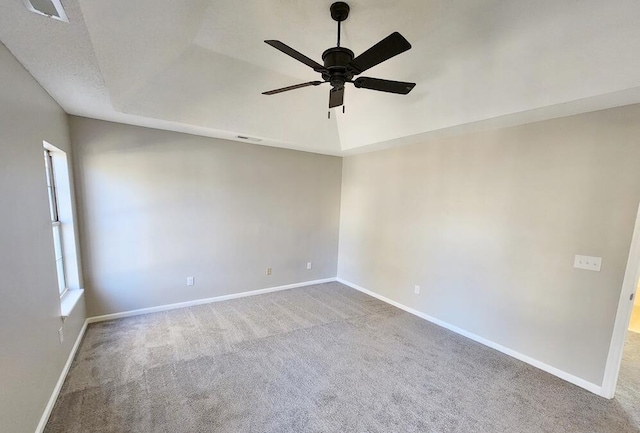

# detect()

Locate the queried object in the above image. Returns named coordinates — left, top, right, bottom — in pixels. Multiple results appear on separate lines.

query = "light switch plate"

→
left=574, top=255, right=602, bottom=272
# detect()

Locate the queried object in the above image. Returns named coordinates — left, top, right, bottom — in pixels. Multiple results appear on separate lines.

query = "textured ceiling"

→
left=1, top=0, right=640, bottom=155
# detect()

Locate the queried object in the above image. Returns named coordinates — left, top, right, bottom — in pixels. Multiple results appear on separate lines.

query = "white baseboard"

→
left=87, top=278, right=337, bottom=324
left=336, top=278, right=605, bottom=397
left=35, top=319, right=89, bottom=433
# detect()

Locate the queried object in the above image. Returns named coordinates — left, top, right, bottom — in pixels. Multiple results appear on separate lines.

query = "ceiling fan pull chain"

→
left=328, top=111, right=331, bottom=119
left=343, top=106, right=345, bottom=114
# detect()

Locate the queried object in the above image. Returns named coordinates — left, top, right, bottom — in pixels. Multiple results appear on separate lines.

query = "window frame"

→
left=44, top=148, right=68, bottom=297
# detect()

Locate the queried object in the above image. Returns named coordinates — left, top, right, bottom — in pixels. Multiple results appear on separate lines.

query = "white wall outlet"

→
left=307, top=262, right=312, bottom=270
left=186, top=276, right=194, bottom=286
left=58, top=327, right=64, bottom=344
left=266, top=267, right=272, bottom=276
left=573, top=255, right=602, bottom=272
left=414, top=285, right=420, bottom=294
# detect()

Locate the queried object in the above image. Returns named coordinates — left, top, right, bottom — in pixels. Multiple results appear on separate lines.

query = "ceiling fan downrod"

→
left=330, top=1, right=350, bottom=47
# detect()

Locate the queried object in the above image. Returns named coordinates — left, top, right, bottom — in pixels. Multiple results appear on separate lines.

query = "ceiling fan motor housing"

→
left=322, top=47, right=354, bottom=89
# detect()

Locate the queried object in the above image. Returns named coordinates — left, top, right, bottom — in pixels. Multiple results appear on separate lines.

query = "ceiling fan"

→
left=262, top=2, right=416, bottom=111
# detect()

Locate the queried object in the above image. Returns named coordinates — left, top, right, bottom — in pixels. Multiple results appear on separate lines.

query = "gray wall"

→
left=70, top=117, right=342, bottom=317
left=338, top=104, right=640, bottom=386
left=0, top=43, right=86, bottom=433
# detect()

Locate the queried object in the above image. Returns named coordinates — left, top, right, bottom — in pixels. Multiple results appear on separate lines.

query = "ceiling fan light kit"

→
left=262, top=2, right=416, bottom=114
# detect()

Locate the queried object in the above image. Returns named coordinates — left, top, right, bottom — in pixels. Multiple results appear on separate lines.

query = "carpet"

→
left=45, top=282, right=640, bottom=432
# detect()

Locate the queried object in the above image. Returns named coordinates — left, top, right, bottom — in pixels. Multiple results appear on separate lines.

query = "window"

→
left=44, top=149, right=67, bottom=296
left=42, top=142, right=83, bottom=316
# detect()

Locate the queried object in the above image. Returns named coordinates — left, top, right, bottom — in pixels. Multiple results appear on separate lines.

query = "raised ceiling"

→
left=1, top=0, right=640, bottom=155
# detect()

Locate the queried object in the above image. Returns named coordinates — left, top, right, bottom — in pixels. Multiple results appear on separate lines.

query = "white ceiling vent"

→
left=237, top=135, right=263, bottom=143
left=23, top=0, right=69, bottom=22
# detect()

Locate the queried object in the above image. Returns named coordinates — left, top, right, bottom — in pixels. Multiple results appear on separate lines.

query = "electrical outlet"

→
left=186, top=276, right=194, bottom=286
left=266, top=267, right=272, bottom=276
left=58, top=327, right=64, bottom=344
left=307, top=262, right=312, bottom=270
left=414, top=285, right=420, bottom=295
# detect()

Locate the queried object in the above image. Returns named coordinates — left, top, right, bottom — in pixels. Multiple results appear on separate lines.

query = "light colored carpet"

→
left=45, top=282, right=640, bottom=433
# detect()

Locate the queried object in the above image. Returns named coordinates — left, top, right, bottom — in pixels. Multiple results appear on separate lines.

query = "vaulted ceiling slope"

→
left=2, top=0, right=640, bottom=155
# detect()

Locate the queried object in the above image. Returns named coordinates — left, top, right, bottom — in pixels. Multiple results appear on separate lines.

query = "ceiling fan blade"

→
left=262, top=81, right=324, bottom=95
left=329, top=87, right=344, bottom=108
left=353, top=77, right=416, bottom=94
left=264, top=40, right=326, bottom=72
left=348, top=32, right=412, bottom=75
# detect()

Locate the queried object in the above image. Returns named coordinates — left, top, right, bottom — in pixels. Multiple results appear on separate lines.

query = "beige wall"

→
left=0, top=43, right=86, bottom=433
left=338, top=104, right=640, bottom=386
left=70, top=117, right=342, bottom=317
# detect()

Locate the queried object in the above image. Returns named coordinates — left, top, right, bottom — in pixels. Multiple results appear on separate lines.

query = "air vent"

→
left=237, top=135, right=263, bottom=142
left=23, top=0, right=69, bottom=22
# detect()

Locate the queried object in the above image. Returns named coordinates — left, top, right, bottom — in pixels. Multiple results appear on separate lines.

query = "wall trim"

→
left=35, top=319, right=88, bottom=433
left=336, top=277, right=605, bottom=397
left=601, top=202, right=640, bottom=399
left=87, top=278, right=337, bottom=324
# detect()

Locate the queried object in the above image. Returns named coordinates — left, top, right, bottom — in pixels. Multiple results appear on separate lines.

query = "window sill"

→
left=61, top=289, right=84, bottom=320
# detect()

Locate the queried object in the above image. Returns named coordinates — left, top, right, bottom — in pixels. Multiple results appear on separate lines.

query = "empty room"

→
left=2, top=1, right=640, bottom=432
